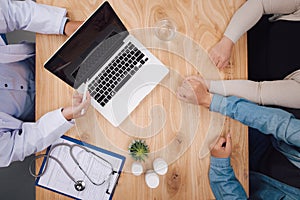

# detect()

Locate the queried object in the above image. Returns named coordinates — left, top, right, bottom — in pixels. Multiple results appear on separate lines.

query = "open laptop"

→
left=44, top=1, right=169, bottom=127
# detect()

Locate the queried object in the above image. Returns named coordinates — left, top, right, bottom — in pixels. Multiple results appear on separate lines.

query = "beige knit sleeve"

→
left=224, top=0, right=264, bottom=43
left=209, top=72, right=300, bottom=109
left=209, top=80, right=261, bottom=104
left=259, top=79, right=300, bottom=108
left=224, top=0, right=300, bottom=43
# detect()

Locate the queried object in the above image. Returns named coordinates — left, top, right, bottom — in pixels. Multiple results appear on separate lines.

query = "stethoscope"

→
left=29, top=143, right=115, bottom=192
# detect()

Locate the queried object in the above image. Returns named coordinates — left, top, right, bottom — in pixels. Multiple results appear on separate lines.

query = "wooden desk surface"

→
left=36, top=0, right=248, bottom=199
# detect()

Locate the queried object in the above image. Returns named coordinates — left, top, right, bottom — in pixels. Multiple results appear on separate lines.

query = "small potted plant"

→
left=129, top=139, right=150, bottom=176
left=128, top=139, right=150, bottom=162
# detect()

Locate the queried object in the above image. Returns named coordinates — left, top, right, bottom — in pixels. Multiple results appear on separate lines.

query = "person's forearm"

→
left=0, top=109, right=73, bottom=167
left=63, top=21, right=83, bottom=37
left=22, top=109, right=74, bottom=150
left=224, top=0, right=264, bottom=43
left=0, top=0, right=67, bottom=34
left=209, top=157, right=247, bottom=199
left=210, top=95, right=300, bottom=147
left=209, top=80, right=261, bottom=104
left=224, top=0, right=300, bottom=43
left=209, top=79, right=300, bottom=108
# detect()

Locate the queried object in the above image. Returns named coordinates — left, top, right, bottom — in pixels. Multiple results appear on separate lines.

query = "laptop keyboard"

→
left=88, top=42, right=149, bottom=107
left=74, top=39, right=116, bottom=82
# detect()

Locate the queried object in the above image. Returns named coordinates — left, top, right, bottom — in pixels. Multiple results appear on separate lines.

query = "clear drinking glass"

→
left=154, top=18, right=177, bottom=41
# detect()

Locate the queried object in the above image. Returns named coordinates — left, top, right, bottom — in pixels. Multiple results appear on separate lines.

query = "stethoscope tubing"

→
left=29, top=142, right=114, bottom=189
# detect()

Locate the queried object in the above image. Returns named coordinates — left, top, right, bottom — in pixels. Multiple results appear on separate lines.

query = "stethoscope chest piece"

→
left=74, top=180, right=86, bottom=191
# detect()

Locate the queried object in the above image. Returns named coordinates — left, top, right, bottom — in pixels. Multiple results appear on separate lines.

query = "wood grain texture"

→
left=36, top=0, right=248, bottom=199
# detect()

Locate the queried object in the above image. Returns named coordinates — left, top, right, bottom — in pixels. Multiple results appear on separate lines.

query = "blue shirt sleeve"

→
left=209, top=157, right=248, bottom=200
left=210, top=94, right=300, bottom=147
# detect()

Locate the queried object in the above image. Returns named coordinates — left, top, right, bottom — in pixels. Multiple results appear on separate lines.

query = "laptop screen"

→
left=44, top=1, right=128, bottom=88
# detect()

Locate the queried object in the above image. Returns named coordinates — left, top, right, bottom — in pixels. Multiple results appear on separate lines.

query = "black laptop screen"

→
left=44, top=1, right=128, bottom=87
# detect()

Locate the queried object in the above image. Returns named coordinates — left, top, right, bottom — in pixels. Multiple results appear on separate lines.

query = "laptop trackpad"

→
left=111, top=76, right=157, bottom=118
left=109, top=64, right=168, bottom=125
left=128, top=83, right=156, bottom=107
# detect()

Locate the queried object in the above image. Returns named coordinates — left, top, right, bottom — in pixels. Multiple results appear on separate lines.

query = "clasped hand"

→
left=210, top=134, right=232, bottom=158
left=176, top=75, right=212, bottom=108
left=208, top=36, right=234, bottom=69
left=62, top=92, right=91, bottom=120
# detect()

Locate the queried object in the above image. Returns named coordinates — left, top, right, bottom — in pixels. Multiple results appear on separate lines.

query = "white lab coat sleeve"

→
left=0, top=0, right=67, bottom=34
left=0, top=109, right=74, bottom=167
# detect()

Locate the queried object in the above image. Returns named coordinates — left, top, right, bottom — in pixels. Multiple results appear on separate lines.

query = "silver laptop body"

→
left=44, top=1, right=169, bottom=126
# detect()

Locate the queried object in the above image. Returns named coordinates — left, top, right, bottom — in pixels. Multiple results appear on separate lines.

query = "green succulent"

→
left=128, top=140, right=149, bottom=162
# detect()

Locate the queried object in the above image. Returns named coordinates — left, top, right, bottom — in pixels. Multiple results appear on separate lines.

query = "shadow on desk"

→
left=0, top=155, right=35, bottom=200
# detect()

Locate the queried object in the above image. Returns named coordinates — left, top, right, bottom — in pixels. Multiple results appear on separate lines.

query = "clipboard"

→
left=35, top=135, right=125, bottom=200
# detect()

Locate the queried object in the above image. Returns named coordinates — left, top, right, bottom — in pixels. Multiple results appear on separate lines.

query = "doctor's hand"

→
left=210, top=134, right=232, bottom=158
left=61, top=92, right=91, bottom=120
left=209, top=36, right=234, bottom=69
left=176, top=75, right=212, bottom=108
left=64, top=21, right=83, bottom=37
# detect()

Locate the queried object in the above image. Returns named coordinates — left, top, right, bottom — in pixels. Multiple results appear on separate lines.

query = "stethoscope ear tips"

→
left=74, top=180, right=86, bottom=191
